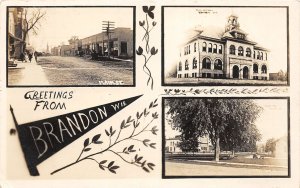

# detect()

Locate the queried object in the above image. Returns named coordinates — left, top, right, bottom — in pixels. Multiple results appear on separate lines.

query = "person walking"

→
left=28, top=53, right=33, bottom=62
left=34, top=51, right=38, bottom=63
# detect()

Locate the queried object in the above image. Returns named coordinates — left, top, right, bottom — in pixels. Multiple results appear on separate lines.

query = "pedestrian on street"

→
left=24, top=52, right=28, bottom=62
left=34, top=51, right=38, bottom=63
left=28, top=53, right=33, bottom=62
left=20, top=52, right=25, bottom=62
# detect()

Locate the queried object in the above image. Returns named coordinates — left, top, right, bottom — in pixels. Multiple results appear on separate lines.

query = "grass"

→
left=164, top=77, right=288, bottom=86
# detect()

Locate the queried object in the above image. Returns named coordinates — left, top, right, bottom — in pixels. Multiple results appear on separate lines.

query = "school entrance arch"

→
left=233, top=65, right=239, bottom=79
left=243, top=66, right=249, bottom=79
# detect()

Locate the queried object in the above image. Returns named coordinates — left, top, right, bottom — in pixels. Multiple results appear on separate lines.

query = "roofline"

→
left=254, top=46, right=270, bottom=52
left=221, top=36, right=257, bottom=45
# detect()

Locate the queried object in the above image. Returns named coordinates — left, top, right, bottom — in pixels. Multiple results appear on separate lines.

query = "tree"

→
left=22, top=8, right=46, bottom=52
left=265, top=138, right=276, bottom=154
left=166, top=99, right=262, bottom=161
left=68, top=36, right=79, bottom=45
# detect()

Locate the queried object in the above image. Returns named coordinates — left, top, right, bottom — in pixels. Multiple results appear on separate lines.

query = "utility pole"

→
left=102, top=21, right=115, bottom=59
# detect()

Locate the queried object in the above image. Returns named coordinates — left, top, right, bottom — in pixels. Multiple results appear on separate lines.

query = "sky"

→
left=165, top=99, right=288, bottom=143
left=26, top=8, right=133, bottom=51
left=164, top=7, right=288, bottom=74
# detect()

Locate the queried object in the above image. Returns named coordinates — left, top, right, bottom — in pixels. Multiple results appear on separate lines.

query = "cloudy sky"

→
left=26, top=7, right=133, bottom=51
left=165, top=99, right=288, bottom=143
left=164, top=7, right=288, bottom=74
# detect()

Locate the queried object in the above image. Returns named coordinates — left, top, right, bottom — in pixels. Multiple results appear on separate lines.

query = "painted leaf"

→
left=105, top=129, right=110, bottom=136
left=99, top=164, right=105, bottom=170
left=83, top=148, right=91, bottom=152
left=148, top=11, right=154, bottom=19
left=92, top=134, right=101, bottom=143
left=142, top=167, right=150, bottom=172
left=110, top=166, right=120, bottom=170
left=148, top=6, right=155, bottom=12
left=142, top=6, right=149, bottom=13
left=99, top=160, right=107, bottom=164
left=120, top=120, right=125, bottom=129
left=108, top=161, right=115, bottom=168
left=84, top=138, right=89, bottom=147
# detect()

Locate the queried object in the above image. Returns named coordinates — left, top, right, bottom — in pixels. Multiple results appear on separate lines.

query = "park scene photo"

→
left=163, top=97, right=289, bottom=177
left=7, top=7, right=134, bottom=86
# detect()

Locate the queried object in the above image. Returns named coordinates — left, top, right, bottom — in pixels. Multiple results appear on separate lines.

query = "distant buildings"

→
left=8, top=8, right=27, bottom=62
left=177, top=14, right=270, bottom=80
left=51, top=27, right=133, bottom=58
left=165, top=135, right=213, bottom=153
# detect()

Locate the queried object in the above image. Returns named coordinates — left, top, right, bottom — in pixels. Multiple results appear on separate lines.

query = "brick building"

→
left=177, top=14, right=269, bottom=80
left=58, top=27, right=133, bottom=58
left=8, top=8, right=26, bottom=62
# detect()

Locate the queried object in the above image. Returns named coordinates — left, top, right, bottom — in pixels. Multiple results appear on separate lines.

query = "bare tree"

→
left=22, top=8, right=46, bottom=52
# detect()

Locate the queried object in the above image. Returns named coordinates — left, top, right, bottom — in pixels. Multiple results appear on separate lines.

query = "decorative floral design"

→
left=163, top=87, right=289, bottom=96
left=136, top=6, right=158, bottom=90
left=51, top=98, right=159, bottom=175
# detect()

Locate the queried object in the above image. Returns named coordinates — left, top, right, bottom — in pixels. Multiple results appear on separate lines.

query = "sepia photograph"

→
left=7, top=7, right=135, bottom=86
left=162, top=97, right=289, bottom=177
left=162, top=7, right=288, bottom=86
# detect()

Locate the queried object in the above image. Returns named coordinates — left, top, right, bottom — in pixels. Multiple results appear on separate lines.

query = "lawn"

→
left=164, top=77, right=288, bottom=86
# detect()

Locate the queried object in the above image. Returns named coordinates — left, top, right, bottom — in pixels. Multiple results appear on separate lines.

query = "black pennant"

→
left=11, top=95, right=142, bottom=176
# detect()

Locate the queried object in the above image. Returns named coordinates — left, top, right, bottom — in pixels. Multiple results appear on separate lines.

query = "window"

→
left=178, top=74, right=182, bottom=78
left=194, top=43, right=197, bottom=52
left=218, top=45, right=222, bottom=54
left=246, top=48, right=251, bottom=57
left=262, top=65, right=267, bottom=73
left=189, top=45, right=190, bottom=54
left=192, top=58, right=197, bottom=69
left=230, top=45, right=235, bottom=55
left=178, top=62, right=182, bottom=71
left=253, top=63, right=258, bottom=73
left=261, top=52, right=264, bottom=60
left=185, top=60, right=189, bottom=70
left=213, top=44, right=217, bottom=53
left=202, top=57, right=211, bottom=69
left=214, top=59, right=222, bottom=70
left=257, top=51, right=260, bottom=59
left=266, top=52, right=268, bottom=61
left=208, top=43, right=212, bottom=53
left=254, top=51, right=256, bottom=59
left=238, top=46, right=244, bottom=56
left=202, top=42, right=207, bottom=52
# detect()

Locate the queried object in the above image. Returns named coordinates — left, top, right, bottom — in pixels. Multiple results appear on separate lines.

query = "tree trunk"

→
left=215, top=136, right=220, bottom=162
left=22, top=31, right=27, bottom=53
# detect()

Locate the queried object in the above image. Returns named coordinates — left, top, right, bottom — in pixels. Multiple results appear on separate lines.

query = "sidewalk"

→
left=8, top=59, right=49, bottom=86
left=173, top=159, right=288, bottom=169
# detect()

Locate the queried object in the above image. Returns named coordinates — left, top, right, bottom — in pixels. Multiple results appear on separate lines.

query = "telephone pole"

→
left=102, top=21, right=115, bottom=59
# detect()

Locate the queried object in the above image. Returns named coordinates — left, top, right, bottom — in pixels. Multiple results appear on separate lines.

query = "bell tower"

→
left=225, top=14, right=240, bottom=32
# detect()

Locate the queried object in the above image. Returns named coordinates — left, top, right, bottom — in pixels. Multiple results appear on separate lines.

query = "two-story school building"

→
left=177, top=14, right=269, bottom=80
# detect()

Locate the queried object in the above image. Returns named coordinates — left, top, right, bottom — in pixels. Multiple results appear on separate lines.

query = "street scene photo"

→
left=7, top=7, right=134, bottom=86
left=163, top=7, right=288, bottom=86
left=163, top=98, right=289, bottom=177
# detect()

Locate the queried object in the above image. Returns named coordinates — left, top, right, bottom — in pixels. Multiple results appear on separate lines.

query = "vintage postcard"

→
left=0, top=0, right=299, bottom=188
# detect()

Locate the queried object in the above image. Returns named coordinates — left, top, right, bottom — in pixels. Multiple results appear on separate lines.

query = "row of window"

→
left=184, top=42, right=268, bottom=61
left=253, top=64, right=268, bottom=74
left=229, top=45, right=268, bottom=60
left=178, top=73, right=225, bottom=79
left=178, top=58, right=223, bottom=71
left=202, top=42, right=223, bottom=54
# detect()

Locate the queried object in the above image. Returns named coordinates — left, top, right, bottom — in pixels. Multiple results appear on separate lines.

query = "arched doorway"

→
left=243, top=66, right=249, bottom=79
left=233, top=65, right=239, bottom=78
